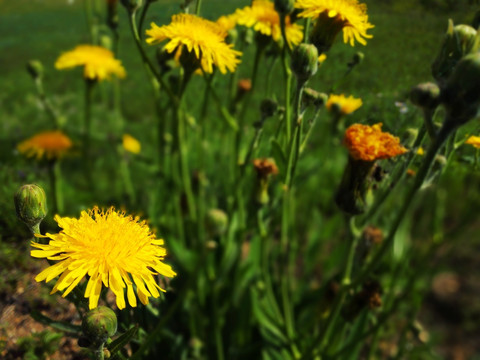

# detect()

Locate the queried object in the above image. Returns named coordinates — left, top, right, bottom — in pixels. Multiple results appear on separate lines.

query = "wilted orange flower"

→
left=253, top=158, right=279, bottom=178
left=235, top=0, right=303, bottom=47
left=18, top=131, right=73, bottom=160
left=344, top=123, right=407, bottom=161
left=465, top=135, right=480, bottom=149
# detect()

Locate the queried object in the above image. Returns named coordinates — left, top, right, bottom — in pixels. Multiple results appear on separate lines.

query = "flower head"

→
left=343, top=123, right=407, bottom=162
left=122, top=134, right=141, bottom=154
left=295, top=0, right=373, bottom=52
left=235, top=0, right=303, bottom=48
left=18, top=130, right=73, bottom=160
left=465, top=135, right=480, bottom=148
left=146, top=14, right=242, bottom=74
left=327, top=94, right=362, bottom=115
left=31, top=207, right=176, bottom=310
left=216, top=13, right=239, bottom=32
left=253, top=158, right=279, bottom=178
left=55, top=45, right=126, bottom=81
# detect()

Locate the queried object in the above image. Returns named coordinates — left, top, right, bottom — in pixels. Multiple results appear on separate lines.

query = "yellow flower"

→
left=122, top=134, right=141, bottom=154
left=55, top=45, right=126, bottom=81
left=18, top=130, right=73, bottom=160
left=235, top=0, right=303, bottom=48
left=326, top=94, right=362, bottom=115
left=344, top=123, right=407, bottom=162
left=217, top=13, right=239, bottom=32
left=295, top=0, right=374, bottom=52
left=146, top=14, right=242, bottom=74
left=465, top=135, right=480, bottom=149
left=31, top=207, right=176, bottom=310
left=416, top=147, right=425, bottom=155
left=318, top=53, right=327, bottom=63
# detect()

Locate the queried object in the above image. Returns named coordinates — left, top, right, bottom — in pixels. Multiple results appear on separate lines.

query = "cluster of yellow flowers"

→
left=23, top=0, right=381, bottom=311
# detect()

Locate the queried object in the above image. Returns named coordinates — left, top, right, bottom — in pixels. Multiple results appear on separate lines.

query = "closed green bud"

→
left=205, top=209, right=228, bottom=237
left=441, top=52, right=480, bottom=127
left=348, top=51, right=364, bottom=69
left=120, top=0, right=142, bottom=12
left=303, top=88, right=328, bottom=108
left=291, top=44, right=318, bottom=82
left=14, top=184, right=47, bottom=234
left=82, top=306, right=117, bottom=348
left=432, top=20, right=480, bottom=85
left=410, top=82, right=441, bottom=110
left=274, top=0, right=294, bottom=15
left=26, top=60, right=44, bottom=80
left=260, top=98, right=278, bottom=119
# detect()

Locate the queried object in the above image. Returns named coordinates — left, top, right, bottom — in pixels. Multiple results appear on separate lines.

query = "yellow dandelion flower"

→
left=55, top=45, right=126, bottom=81
left=146, top=14, right=242, bottom=74
left=31, top=207, right=176, bottom=310
left=122, top=134, right=141, bottom=154
left=326, top=94, right=362, bottom=115
left=344, top=123, right=407, bottom=162
left=465, top=135, right=480, bottom=149
left=18, top=130, right=72, bottom=160
left=217, top=13, right=239, bottom=32
left=318, top=53, right=327, bottom=63
left=295, top=0, right=374, bottom=52
left=417, top=147, right=425, bottom=155
left=235, top=0, right=303, bottom=48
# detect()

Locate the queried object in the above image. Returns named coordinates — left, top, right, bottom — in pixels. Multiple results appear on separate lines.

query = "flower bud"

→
left=274, top=0, right=294, bottom=15
left=410, top=82, right=441, bottom=110
left=120, top=0, right=142, bottom=12
left=441, top=52, right=480, bottom=127
left=260, top=98, right=278, bottom=119
left=26, top=60, right=44, bottom=80
left=106, top=0, right=119, bottom=29
left=14, top=184, right=47, bottom=234
left=205, top=209, right=228, bottom=237
left=302, top=88, right=328, bottom=108
left=432, top=20, right=480, bottom=85
left=81, top=306, right=117, bottom=348
left=291, top=44, right=318, bottom=82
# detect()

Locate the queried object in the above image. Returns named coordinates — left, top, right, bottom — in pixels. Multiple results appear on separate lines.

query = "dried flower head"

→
left=253, top=158, right=279, bottom=178
left=55, top=45, right=126, bottom=81
left=31, top=207, right=176, bottom=310
left=146, top=14, right=242, bottom=74
left=343, top=123, right=407, bottom=162
left=18, top=130, right=73, bottom=160
left=235, top=0, right=303, bottom=48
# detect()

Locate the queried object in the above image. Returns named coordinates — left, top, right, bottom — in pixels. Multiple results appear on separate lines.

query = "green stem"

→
left=34, top=77, right=62, bottom=128
left=423, top=108, right=436, bottom=140
left=352, top=122, right=453, bottom=287
left=299, top=107, right=321, bottom=154
left=84, top=0, right=98, bottom=44
left=84, top=79, right=95, bottom=191
left=137, top=0, right=152, bottom=39
left=93, top=343, right=104, bottom=360
left=127, top=11, right=178, bottom=107
left=281, top=45, right=293, bottom=143
left=195, top=0, right=202, bottom=15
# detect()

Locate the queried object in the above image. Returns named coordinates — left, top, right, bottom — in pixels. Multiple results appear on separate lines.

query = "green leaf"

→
left=168, top=238, right=197, bottom=273
left=30, top=311, right=81, bottom=334
left=270, top=139, right=287, bottom=176
left=109, top=324, right=139, bottom=358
